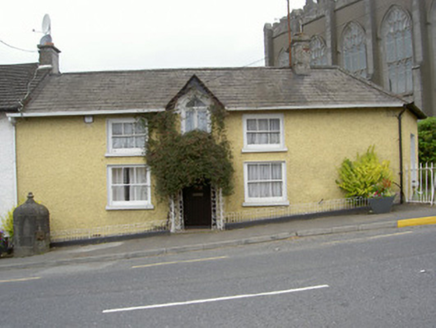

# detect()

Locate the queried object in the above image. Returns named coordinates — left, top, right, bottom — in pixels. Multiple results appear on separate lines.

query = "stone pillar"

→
left=13, top=193, right=50, bottom=257
left=364, top=0, right=377, bottom=80
left=263, top=24, right=274, bottom=67
left=324, top=0, right=337, bottom=66
left=411, top=0, right=430, bottom=115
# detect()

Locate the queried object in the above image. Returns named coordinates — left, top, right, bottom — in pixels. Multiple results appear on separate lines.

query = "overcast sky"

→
left=0, top=0, right=305, bottom=72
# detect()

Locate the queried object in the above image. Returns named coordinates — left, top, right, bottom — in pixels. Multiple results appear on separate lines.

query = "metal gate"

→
left=405, top=163, right=435, bottom=205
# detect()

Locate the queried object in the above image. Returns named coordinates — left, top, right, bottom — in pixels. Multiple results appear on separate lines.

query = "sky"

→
left=0, top=0, right=305, bottom=73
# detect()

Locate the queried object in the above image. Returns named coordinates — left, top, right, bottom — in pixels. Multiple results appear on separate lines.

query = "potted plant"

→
left=336, top=146, right=396, bottom=213
left=367, top=178, right=396, bottom=214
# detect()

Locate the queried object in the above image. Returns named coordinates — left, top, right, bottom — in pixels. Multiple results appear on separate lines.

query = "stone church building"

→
left=264, top=0, right=436, bottom=117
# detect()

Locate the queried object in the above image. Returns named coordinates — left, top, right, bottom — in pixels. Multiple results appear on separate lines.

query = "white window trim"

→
left=106, top=118, right=146, bottom=157
left=242, top=114, right=287, bottom=153
left=106, top=164, right=154, bottom=210
left=180, top=105, right=211, bottom=134
left=176, top=90, right=213, bottom=134
left=243, top=161, right=289, bottom=207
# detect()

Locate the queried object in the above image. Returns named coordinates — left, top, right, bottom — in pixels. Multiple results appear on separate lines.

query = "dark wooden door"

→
left=183, top=183, right=212, bottom=228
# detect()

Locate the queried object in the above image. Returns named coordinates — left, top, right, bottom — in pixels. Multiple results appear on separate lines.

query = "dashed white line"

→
left=103, top=284, right=330, bottom=314
left=0, top=277, right=41, bottom=284
left=132, top=256, right=228, bottom=269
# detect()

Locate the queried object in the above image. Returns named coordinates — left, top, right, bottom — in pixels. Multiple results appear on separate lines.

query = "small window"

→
left=243, top=114, right=286, bottom=152
left=243, top=162, right=288, bottom=206
left=181, top=97, right=210, bottom=133
left=107, top=118, right=146, bottom=156
left=107, top=165, right=152, bottom=210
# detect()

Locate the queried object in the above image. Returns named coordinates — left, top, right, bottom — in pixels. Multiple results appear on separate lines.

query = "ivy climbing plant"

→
left=144, top=104, right=234, bottom=201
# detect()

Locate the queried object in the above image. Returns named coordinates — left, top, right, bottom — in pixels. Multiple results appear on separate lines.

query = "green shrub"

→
left=418, top=117, right=436, bottom=163
left=1, top=199, right=27, bottom=239
left=336, top=146, right=394, bottom=198
left=145, top=105, right=234, bottom=200
left=1, top=206, right=16, bottom=239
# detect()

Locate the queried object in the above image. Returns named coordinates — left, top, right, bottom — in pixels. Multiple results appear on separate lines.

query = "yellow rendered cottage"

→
left=8, top=40, right=425, bottom=243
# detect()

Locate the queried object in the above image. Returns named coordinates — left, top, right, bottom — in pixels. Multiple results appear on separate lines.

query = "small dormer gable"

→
left=168, top=75, right=223, bottom=134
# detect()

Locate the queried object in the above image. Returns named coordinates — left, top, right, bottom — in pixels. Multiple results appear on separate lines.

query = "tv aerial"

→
left=39, top=14, right=53, bottom=45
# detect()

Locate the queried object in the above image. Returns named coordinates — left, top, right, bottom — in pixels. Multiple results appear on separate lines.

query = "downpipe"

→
left=397, top=107, right=406, bottom=204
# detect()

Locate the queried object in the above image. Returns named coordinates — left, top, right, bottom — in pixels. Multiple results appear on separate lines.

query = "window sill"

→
left=242, top=201, right=290, bottom=207
left=105, top=152, right=145, bottom=158
left=106, top=205, right=154, bottom=211
left=241, top=148, right=288, bottom=154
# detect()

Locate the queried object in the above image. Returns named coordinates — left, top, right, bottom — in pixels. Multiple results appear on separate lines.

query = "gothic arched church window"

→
left=310, top=36, right=327, bottom=66
left=342, top=22, right=367, bottom=78
left=382, top=7, right=413, bottom=94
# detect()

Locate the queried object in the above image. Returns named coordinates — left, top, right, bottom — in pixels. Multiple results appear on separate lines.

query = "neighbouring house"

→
left=0, top=60, right=51, bottom=220
left=264, top=0, right=436, bottom=117
left=7, top=37, right=425, bottom=243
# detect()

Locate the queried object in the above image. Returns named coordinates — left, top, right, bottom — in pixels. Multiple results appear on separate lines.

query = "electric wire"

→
left=0, top=39, right=37, bottom=53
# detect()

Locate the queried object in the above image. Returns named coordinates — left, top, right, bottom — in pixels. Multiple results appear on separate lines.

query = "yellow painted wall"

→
left=15, top=115, right=168, bottom=241
left=224, top=107, right=418, bottom=213
left=15, top=107, right=418, bottom=239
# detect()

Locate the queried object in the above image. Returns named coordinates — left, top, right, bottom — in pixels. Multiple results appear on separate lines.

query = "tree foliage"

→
left=418, top=117, right=436, bottom=163
left=145, top=106, right=234, bottom=200
left=336, top=146, right=394, bottom=198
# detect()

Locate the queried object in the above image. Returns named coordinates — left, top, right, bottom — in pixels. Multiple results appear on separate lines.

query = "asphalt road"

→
left=0, top=225, right=435, bottom=327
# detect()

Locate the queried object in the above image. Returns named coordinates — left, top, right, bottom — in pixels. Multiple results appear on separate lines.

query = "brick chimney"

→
left=291, top=33, right=311, bottom=75
left=38, top=38, right=61, bottom=74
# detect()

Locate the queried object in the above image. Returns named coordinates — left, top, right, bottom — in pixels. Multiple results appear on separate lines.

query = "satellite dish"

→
left=42, top=14, right=51, bottom=35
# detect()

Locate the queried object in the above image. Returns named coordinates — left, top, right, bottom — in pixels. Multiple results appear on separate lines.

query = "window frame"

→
left=177, top=94, right=212, bottom=134
left=381, top=6, right=414, bottom=95
left=106, top=118, right=147, bottom=157
left=243, top=161, right=289, bottom=207
left=181, top=104, right=211, bottom=134
left=310, top=36, right=328, bottom=66
left=341, top=22, right=367, bottom=78
left=106, top=164, right=153, bottom=210
left=242, top=114, right=287, bottom=153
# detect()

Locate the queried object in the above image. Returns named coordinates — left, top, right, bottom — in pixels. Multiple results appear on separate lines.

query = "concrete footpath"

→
left=1, top=203, right=435, bottom=271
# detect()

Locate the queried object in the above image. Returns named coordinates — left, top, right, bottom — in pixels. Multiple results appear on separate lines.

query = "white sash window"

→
left=244, top=162, right=288, bottom=206
left=243, top=114, right=286, bottom=152
left=107, top=165, right=153, bottom=210
left=107, top=118, right=146, bottom=156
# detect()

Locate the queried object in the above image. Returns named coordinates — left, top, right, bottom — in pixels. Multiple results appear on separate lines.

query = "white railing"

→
left=225, top=197, right=369, bottom=224
left=405, top=163, right=435, bottom=205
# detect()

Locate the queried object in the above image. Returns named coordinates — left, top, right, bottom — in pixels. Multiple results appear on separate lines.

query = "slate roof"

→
left=17, top=66, right=425, bottom=118
left=0, top=63, right=49, bottom=111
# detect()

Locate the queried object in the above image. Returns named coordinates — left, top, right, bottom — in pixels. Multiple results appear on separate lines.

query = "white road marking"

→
left=132, top=256, right=228, bottom=269
left=322, top=231, right=413, bottom=246
left=103, top=284, right=329, bottom=314
left=0, top=277, right=41, bottom=284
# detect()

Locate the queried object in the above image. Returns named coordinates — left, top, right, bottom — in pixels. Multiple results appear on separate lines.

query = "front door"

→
left=183, top=183, right=212, bottom=228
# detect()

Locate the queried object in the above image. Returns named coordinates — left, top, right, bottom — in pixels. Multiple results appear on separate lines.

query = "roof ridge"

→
left=53, top=65, right=292, bottom=76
